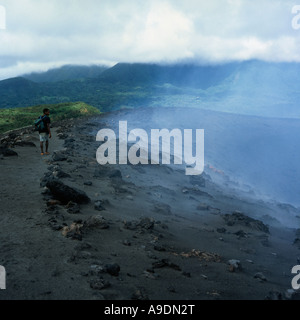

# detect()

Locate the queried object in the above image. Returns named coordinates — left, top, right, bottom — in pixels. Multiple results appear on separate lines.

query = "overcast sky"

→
left=0, top=0, right=300, bottom=80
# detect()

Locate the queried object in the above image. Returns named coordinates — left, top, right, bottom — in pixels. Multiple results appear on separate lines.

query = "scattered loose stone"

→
left=175, top=249, right=222, bottom=263
left=138, top=217, right=155, bottom=230
left=228, top=259, right=242, bottom=272
left=154, top=203, right=172, bottom=216
left=53, top=170, right=71, bottom=179
left=167, top=286, right=176, bottom=293
left=90, top=278, right=111, bottom=290
left=108, top=170, right=122, bottom=179
left=75, top=251, right=92, bottom=260
left=41, top=187, right=51, bottom=196
left=123, top=221, right=138, bottom=231
left=143, top=271, right=159, bottom=280
left=52, top=151, right=68, bottom=162
left=154, top=245, right=166, bottom=252
left=83, top=215, right=109, bottom=230
left=57, top=133, right=69, bottom=140
left=183, top=186, right=213, bottom=198
left=294, top=230, right=300, bottom=249
left=62, top=222, right=83, bottom=241
left=235, top=230, right=248, bottom=238
left=123, top=217, right=155, bottom=231
left=271, top=253, right=277, bottom=257
left=90, top=265, right=106, bottom=276
left=104, top=264, right=120, bottom=277
left=260, top=235, right=270, bottom=247
left=160, top=223, right=168, bottom=230
left=122, top=240, right=131, bottom=246
left=209, top=208, right=221, bottom=215
left=197, top=203, right=210, bottom=211
left=113, top=185, right=132, bottom=194
left=75, top=242, right=92, bottom=251
left=265, top=291, right=283, bottom=300
left=66, top=201, right=81, bottom=214
left=47, top=200, right=62, bottom=207
left=152, top=259, right=181, bottom=271
left=51, top=224, right=64, bottom=231
left=131, top=290, right=149, bottom=300
left=189, top=175, right=206, bottom=187
left=285, top=289, right=300, bottom=300
left=254, top=272, right=267, bottom=282
left=223, top=212, right=269, bottom=234
left=94, top=200, right=106, bottom=212
left=182, top=272, right=191, bottom=278
left=147, top=251, right=157, bottom=260
left=40, top=172, right=56, bottom=188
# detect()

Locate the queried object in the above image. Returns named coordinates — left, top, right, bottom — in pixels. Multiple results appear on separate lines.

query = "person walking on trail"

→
left=39, top=108, right=52, bottom=156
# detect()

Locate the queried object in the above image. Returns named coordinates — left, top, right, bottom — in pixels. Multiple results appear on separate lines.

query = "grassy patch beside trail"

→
left=0, top=102, right=101, bottom=134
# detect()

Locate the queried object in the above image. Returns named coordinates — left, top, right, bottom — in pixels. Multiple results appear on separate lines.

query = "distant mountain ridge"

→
left=97, top=62, right=238, bottom=89
left=1, top=61, right=300, bottom=118
left=23, top=65, right=108, bottom=83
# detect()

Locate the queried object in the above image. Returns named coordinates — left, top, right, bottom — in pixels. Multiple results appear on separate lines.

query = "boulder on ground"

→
left=223, top=212, right=269, bottom=234
left=52, top=151, right=68, bottom=162
left=14, top=141, right=36, bottom=147
left=83, top=215, right=109, bottom=230
left=0, top=147, right=18, bottom=157
left=104, top=264, right=120, bottom=277
left=46, top=180, right=90, bottom=204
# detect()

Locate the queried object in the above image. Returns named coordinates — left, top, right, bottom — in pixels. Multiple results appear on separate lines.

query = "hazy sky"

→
left=0, top=0, right=300, bottom=80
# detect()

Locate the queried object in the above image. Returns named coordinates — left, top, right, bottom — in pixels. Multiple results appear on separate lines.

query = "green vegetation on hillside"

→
left=0, top=102, right=101, bottom=134
left=0, top=63, right=235, bottom=111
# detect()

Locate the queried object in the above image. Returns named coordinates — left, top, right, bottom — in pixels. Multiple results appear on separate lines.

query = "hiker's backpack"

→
left=34, top=116, right=46, bottom=132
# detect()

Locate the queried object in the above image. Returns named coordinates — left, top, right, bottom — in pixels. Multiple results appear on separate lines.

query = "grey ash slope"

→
left=0, top=108, right=299, bottom=300
left=97, top=107, right=300, bottom=212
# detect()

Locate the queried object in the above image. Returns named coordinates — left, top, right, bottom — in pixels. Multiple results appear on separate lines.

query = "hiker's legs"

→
left=39, top=133, right=49, bottom=154
left=40, top=142, right=44, bottom=154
